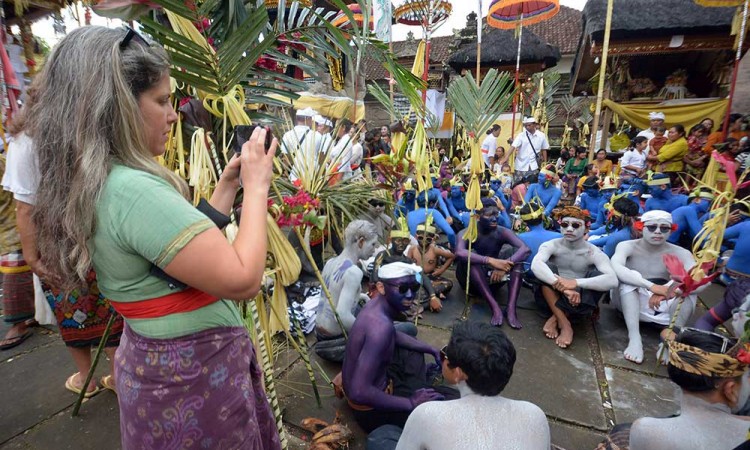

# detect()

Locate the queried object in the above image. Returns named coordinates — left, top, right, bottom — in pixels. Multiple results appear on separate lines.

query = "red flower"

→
left=737, top=347, right=750, bottom=365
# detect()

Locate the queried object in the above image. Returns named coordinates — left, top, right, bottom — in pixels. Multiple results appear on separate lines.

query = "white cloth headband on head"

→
left=296, top=107, right=317, bottom=117
left=378, top=262, right=423, bottom=282
left=523, top=117, right=537, bottom=124
left=641, top=210, right=672, bottom=224
left=649, top=112, right=665, bottom=120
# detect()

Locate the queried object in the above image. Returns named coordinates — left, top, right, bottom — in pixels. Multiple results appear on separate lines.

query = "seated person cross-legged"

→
left=393, top=322, right=550, bottom=450
left=531, top=206, right=618, bottom=349
left=341, top=262, right=459, bottom=433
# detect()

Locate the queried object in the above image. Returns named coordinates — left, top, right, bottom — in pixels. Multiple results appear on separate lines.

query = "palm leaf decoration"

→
left=447, top=70, right=515, bottom=139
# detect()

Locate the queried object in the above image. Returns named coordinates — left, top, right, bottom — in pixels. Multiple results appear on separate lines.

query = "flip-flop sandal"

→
left=101, top=375, right=117, bottom=394
left=65, top=372, right=101, bottom=398
left=0, top=330, right=32, bottom=350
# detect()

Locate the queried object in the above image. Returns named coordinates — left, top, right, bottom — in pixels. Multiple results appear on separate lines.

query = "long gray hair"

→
left=28, top=26, right=188, bottom=291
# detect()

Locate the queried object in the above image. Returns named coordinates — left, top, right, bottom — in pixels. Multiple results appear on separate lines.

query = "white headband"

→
left=641, top=210, right=672, bottom=224
left=296, top=107, right=317, bottom=117
left=378, top=262, right=423, bottom=282
left=649, top=112, right=665, bottom=120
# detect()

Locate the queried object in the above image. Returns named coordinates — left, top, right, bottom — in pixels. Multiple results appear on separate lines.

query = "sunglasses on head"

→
left=440, top=345, right=449, bottom=361
left=369, top=201, right=385, bottom=207
left=559, top=221, right=583, bottom=229
left=384, top=281, right=421, bottom=294
left=645, top=224, right=672, bottom=233
left=120, top=26, right=150, bottom=50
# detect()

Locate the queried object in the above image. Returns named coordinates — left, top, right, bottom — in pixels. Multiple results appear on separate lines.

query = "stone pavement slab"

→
left=549, top=421, right=605, bottom=450
left=605, top=366, right=680, bottom=425
left=483, top=307, right=609, bottom=430
left=596, top=303, right=668, bottom=377
left=0, top=322, right=59, bottom=361
left=2, top=392, right=120, bottom=450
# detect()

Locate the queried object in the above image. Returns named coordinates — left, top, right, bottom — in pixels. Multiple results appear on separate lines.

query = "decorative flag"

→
left=373, top=0, right=392, bottom=42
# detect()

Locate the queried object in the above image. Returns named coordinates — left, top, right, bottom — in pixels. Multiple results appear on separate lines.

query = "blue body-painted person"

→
left=446, top=177, right=471, bottom=227
left=589, top=176, right=620, bottom=230
left=407, top=190, right=456, bottom=250
left=490, top=175, right=512, bottom=211
left=517, top=200, right=561, bottom=275
left=524, top=164, right=562, bottom=217
left=578, top=176, right=602, bottom=221
left=594, top=197, right=641, bottom=258
left=668, top=189, right=714, bottom=245
left=395, top=178, right=417, bottom=218
left=644, top=173, right=688, bottom=213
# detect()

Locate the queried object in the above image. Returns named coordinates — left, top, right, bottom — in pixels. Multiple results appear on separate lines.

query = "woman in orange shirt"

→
left=703, top=113, right=748, bottom=154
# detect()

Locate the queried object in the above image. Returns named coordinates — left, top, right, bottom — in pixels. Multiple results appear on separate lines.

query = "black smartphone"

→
left=233, top=125, right=273, bottom=154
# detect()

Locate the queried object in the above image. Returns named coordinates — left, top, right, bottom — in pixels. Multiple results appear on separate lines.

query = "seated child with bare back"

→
left=405, top=221, right=455, bottom=312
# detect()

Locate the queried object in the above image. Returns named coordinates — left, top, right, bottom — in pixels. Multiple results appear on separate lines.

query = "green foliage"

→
left=447, top=69, right=516, bottom=138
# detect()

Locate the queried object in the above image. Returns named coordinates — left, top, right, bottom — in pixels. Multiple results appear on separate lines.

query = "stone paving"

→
left=0, top=273, right=728, bottom=450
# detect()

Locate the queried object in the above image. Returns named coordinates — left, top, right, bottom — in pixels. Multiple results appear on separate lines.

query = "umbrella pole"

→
left=588, top=0, right=614, bottom=161
left=422, top=22, right=431, bottom=106
left=722, top=0, right=749, bottom=141
left=511, top=16, right=523, bottom=135
left=476, top=0, right=482, bottom=83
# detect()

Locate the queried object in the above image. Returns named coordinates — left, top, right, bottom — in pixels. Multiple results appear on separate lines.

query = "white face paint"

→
left=642, top=220, right=672, bottom=245
left=358, top=236, right=380, bottom=260
left=559, top=217, right=586, bottom=242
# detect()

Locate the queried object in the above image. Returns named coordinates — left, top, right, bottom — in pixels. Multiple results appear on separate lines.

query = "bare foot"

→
left=556, top=325, right=574, bottom=349
left=543, top=316, right=558, bottom=339
left=490, top=311, right=504, bottom=327
left=506, top=313, right=522, bottom=330
left=624, top=338, right=644, bottom=364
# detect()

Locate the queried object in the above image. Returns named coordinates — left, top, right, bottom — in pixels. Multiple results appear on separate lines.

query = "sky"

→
left=391, top=0, right=587, bottom=40
left=29, top=0, right=588, bottom=46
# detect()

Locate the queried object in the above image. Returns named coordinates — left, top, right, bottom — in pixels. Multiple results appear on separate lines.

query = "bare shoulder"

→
left=665, top=243, right=695, bottom=259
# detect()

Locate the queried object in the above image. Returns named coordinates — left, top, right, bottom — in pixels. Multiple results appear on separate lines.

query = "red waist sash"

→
left=110, top=287, right=219, bottom=319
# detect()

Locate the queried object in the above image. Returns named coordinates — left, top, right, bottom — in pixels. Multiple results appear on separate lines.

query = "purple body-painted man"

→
left=455, top=199, right=531, bottom=328
left=342, top=262, right=450, bottom=432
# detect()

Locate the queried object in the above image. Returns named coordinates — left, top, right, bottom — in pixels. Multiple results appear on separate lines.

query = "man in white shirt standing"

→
left=636, top=111, right=665, bottom=143
left=281, top=107, right=323, bottom=181
left=619, top=135, right=649, bottom=180
left=314, top=114, right=334, bottom=153
left=509, top=117, right=549, bottom=183
left=480, top=124, right=501, bottom=167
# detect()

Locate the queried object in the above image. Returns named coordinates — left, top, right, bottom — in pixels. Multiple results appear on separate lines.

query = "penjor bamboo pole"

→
left=721, top=0, right=749, bottom=141
left=588, top=0, right=614, bottom=161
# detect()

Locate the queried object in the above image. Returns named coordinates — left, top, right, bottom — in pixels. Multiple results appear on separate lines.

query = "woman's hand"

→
left=218, top=154, right=242, bottom=190
left=240, top=127, right=278, bottom=193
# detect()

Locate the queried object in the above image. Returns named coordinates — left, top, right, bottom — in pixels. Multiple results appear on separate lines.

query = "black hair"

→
left=671, top=124, right=686, bottom=136
left=582, top=175, right=600, bottom=189
left=576, top=146, right=588, bottom=154
left=612, top=197, right=639, bottom=217
left=632, top=136, right=649, bottom=147
left=560, top=149, right=571, bottom=161
left=487, top=124, right=501, bottom=135
left=445, top=322, right=516, bottom=396
left=338, top=119, right=353, bottom=133
left=519, top=201, right=544, bottom=226
left=689, top=124, right=706, bottom=135
left=584, top=163, right=596, bottom=176
left=596, top=148, right=607, bottom=156
left=667, top=329, right=739, bottom=393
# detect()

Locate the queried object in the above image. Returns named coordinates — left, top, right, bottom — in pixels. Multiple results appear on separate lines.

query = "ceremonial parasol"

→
left=394, top=0, right=452, bottom=104
left=693, top=0, right=748, bottom=141
left=486, top=0, right=559, bottom=133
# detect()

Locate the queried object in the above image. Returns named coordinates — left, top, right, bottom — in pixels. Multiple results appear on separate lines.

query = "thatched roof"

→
left=582, top=0, right=737, bottom=40
left=447, top=27, right=561, bottom=70
left=363, top=35, right=454, bottom=81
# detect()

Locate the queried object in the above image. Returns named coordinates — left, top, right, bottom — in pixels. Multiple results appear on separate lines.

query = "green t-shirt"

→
left=92, top=165, right=243, bottom=339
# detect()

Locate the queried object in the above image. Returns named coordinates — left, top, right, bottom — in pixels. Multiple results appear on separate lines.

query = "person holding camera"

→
left=28, top=27, right=280, bottom=450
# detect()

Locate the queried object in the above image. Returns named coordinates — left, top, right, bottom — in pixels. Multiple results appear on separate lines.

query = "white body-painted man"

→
left=531, top=206, right=619, bottom=349
left=611, top=210, right=703, bottom=364
left=315, top=220, right=379, bottom=362
left=629, top=328, right=750, bottom=450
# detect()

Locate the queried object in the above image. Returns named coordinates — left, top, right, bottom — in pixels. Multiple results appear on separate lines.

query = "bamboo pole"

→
left=72, top=313, right=117, bottom=417
left=721, top=0, right=749, bottom=141
left=588, top=0, right=614, bottom=161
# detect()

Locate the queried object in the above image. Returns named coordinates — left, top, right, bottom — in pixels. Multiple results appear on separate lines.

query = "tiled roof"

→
left=526, top=5, right=582, bottom=55
left=363, top=35, right=454, bottom=81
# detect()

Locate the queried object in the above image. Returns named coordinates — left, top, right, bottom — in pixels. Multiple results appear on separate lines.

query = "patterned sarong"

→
left=115, top=325, right=281, bottom=450
left=43, top=270, right=123, bottom=347
left=0, top=251, right=34, bottom=324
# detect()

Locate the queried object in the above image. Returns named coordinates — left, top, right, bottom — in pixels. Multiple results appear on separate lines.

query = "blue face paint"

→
left=490, top=180, right=501, bottom=192
left=450, top=186, right=463, bottom=198
left=585, top=188, right=600, bottom=198
left=432, top=177, right=439, bottom=189
left=538, top=173, right=546, bottom=185
left=602, top=189, right=615, bottom=201
left=405, top=190, right=416, bottom=202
